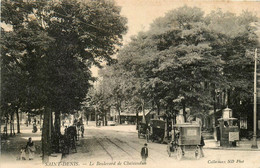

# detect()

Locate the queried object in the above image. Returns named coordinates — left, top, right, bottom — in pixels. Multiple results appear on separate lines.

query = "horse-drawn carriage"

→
left=167, top=123, right=202, bottom=160
left=148, top=119, right=166, bottom=143
left=138, top=122, right=149, bottom=139
left=61, top=126, right=77, bottom=155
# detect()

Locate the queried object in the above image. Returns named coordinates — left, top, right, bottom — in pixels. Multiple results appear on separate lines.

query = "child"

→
left=20, top=147, right=26, bottom=160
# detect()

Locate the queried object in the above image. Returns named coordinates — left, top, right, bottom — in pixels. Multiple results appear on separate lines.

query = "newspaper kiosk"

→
left=218, top=108, right=239, bottom=147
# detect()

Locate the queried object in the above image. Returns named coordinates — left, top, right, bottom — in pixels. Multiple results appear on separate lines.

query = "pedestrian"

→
left=195, top=116, right=205, bottom=157
left=141, top=143, right=148, bottom=164
left=32, top=122, right=38, bottom=133
left=28, top=117, right=31, bottom=125
left=200, top=135, right=205, bottom=157
left=26, top=137, right=36, bottom=160
left=20, top=147, right=26, bottom=160
left=81, top=124, right=85, bottom=138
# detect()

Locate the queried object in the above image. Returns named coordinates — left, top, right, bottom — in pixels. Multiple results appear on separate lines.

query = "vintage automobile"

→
left=167, top=123, right=202, bottom=160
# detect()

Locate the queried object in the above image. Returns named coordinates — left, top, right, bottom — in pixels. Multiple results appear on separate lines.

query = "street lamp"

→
left=252, top=48, right=258, bottom=149
left=251, top=22, right=260, bottom=149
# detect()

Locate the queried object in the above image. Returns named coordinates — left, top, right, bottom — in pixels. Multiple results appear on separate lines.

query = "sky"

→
left=115, top=0, right=260, bottom=43
left=91, top=0, right=260, bottom=76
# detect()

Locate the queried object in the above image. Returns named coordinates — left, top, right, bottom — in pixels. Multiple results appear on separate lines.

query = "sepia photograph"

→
left=1, top=0, right=260, bottom=168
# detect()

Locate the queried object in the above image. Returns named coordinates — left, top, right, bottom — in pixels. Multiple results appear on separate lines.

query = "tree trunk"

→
left=142, top=99, right=146, bottom=123
left=95, top=107, right=97, bottom=126
left=86, top=114, right=88, bottom=125
left=54, top=111, right=61, bottom=135
left=104, top=111, right=107, bottom=126
left=20, top=111, right=22, bottom=124
left=50, top=111, right=54, bottom=151
left=5, top=116, right=8, bottom=136
left=51, top=112, right=54, bottom=136
left=118, top=109, right=121, bottom=124
left=117, top=105, right=121, bottom=125
left=182, top=101, right=186, bottom=122
left=42, top=108, right=51, bottom=163
left=0, top=115, right=2, bottom=157
left=166, top=113, right=169, bottom=140
left=213, top=90, right=216, bottom=128
left=156, top=101, right=160, bottom=119
left=40, top=114, right=42, bottom=130
left=54, top=111, right=61, bottom=153
left=12, top=113, right=15, bottom=135
left=16, top=108, right=20, bottom=133
left=10, top=114, right=13, bottom=136
left=136, top=110, right=139, bottom=130
left=102, top=114, right=104, bottom=126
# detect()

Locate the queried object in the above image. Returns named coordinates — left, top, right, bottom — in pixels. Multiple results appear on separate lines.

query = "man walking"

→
left=141, top=143, right=148, bottom=164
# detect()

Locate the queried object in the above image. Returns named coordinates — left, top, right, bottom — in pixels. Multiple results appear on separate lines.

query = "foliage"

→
left=1, top=0, right=127, bottom=158
left=1, top=0, right=127, bottom=115
left=97, top=6, right=259, bottom=119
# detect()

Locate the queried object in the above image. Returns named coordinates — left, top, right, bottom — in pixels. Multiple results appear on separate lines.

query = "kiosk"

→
left=218, top=108, right=239, bottom=147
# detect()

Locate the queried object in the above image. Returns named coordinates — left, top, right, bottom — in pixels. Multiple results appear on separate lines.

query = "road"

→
left=63, top=125, right=260, bottom=168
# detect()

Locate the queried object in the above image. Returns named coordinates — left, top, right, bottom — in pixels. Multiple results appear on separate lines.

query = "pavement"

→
left=204, top=139, right=260, bottom=151
left=0, top=123, right=62, bottom=168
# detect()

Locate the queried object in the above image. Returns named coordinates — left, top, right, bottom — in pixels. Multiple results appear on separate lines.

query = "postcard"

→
left=1, top=0, right=260, bottom=168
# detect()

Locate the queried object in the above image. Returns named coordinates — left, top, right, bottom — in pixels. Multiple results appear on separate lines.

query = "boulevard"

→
left=64, top=123, right=260, bottom=168
left=1, top=122, right=260, bottom=168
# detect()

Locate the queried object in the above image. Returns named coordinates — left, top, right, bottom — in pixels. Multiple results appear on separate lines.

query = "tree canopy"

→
left=97, top=6, right=259, bottom=120
left=1, top=0, right=127, bottom=115
left=1, top=0, right=127, bottom=161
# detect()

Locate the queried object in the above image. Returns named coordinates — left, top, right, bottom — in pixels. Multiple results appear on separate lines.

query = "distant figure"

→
left=79, top=117, right=83, bottom=125
left=28, top=117, right=31, bottom=125
left=26, top=137, right=35, bottom=160
left=20, top=147, right=26, bottom=160
left=176, top=114, right=185, bottom=124
left=81, top=124, right=85, bottom=138
left=141, top=143, right=148, bottom=164
left=200, top=135, right=205, bottom=157
left=32, top=123, right=38, bottom=133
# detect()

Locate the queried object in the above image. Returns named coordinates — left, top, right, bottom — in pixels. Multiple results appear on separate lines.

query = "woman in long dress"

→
left=26, top=137, right=35, bottom=160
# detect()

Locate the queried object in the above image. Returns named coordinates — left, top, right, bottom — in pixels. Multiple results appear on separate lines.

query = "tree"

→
left=1, top=0, right=127, bottom=162
left=206, top=10, right=258, bottom=108
left=101, top=6, right=258, bottom=124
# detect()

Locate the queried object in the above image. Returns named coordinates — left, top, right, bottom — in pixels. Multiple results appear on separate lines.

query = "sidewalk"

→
left=0, top=124, right=62, bottom=167
left=204, top=139, right=260, bottom=151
